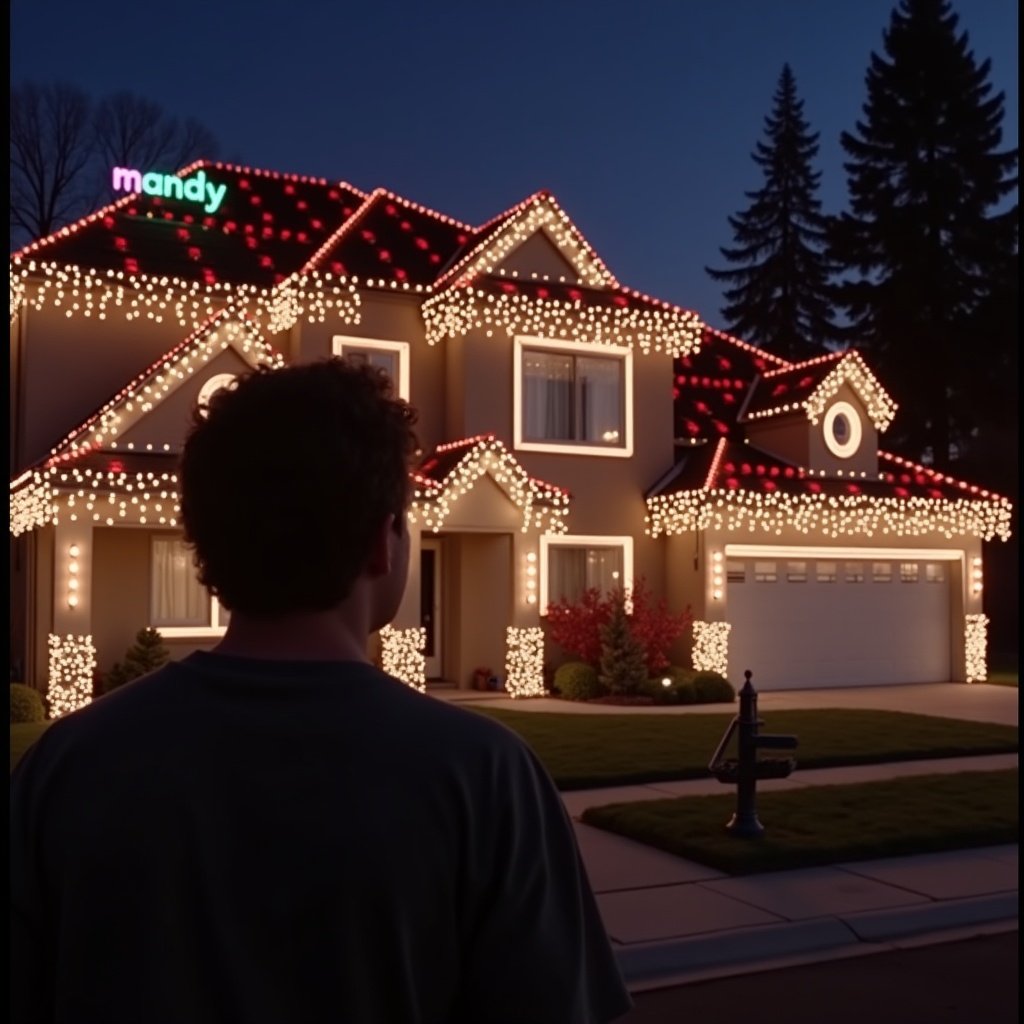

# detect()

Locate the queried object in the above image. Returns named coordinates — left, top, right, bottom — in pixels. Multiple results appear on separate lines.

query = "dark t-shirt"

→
left=10, top=653, right=632, bottom=1023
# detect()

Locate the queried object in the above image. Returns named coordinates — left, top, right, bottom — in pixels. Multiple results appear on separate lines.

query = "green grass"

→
left=581, top=769, right=1019, bottom=874
left=472, top=707, right=1018, bottom=789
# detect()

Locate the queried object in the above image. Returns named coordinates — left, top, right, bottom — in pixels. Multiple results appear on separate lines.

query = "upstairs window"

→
left=515, top=337, right=632, bottom=457
left=333, top=336, right=410, bottom=399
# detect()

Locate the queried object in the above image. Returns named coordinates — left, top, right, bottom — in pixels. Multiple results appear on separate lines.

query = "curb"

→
left=615, top=894, right=1019, bottom=987
left=841, top=891, right=1019, bottom=942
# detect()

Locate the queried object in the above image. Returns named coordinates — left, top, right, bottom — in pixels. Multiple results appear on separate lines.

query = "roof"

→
left=645, top=437, right=1012, bottom=542
left=12, top=162, right=367, bottom=288
left=411, top=435, right=570, bottom=535
left=742, top=350, right=897, bottom=431
left=673, top=326, right=791, bottom=442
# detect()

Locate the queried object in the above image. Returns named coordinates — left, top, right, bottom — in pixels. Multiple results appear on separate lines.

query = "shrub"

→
left=11, top=683, right=46, bottom=723
left=692, top=671, right=736, bottom=704
left=554, top=662, right=605, bottom=702
left=103, top=628, right=170, bottom=693
left=599, top=591, right=648, bottom=697
left=642, top=670, right=698, bottom=705
left=546, top=577, right=692, bottom=677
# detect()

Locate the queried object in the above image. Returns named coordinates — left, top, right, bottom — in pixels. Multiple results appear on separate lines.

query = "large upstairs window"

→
left=514, top=336, right=632, bottom=457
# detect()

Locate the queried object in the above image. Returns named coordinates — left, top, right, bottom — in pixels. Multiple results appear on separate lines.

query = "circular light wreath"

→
left=823, top=400, right=863, bottom=459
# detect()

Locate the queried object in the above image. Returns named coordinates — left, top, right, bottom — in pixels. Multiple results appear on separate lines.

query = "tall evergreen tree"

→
left=830, top=0, right=1018, bottom=471
left=706, top=64, right=838, bottom=360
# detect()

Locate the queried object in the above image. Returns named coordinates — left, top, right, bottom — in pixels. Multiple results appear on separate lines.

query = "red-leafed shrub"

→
left=545, top=577, right=691, bottom=677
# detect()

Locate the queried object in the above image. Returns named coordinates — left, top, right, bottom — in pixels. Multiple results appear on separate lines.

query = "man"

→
left=10, top=358, right=633, bottom=1023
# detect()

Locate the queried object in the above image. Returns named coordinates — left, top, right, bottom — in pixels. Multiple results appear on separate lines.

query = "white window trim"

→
left=156, top=602, right=228, bottom=639
left=538, top=534, right=634, bottom=615
left=823, top=400, right=863, bottom=459
left=513, top=335, right=634, bottom=457
left=332, top=335, right=411, bottom=400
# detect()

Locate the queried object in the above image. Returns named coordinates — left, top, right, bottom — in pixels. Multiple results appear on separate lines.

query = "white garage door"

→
left=726, top=557, right=952, bottom=689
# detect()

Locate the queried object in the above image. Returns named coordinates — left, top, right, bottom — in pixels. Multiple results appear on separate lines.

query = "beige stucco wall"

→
left=744, top=383, right=880, bottom=477
left=495, top=232, right=580, bottom=281
left=11, top=293, right=220, bottom=472
left=293, top=291, right=447, bottom=453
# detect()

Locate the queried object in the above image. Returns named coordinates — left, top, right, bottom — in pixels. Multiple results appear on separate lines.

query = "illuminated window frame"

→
left=538, top=534, right=634, bottom=615
left=150, top=535, right=228, bottom=638
left=332, top=335, right=411, bottom=400
left=513, top=336, right=634, bottom=458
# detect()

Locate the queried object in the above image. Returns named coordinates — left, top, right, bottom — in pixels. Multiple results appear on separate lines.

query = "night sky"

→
left=10, top=0, right=1019, bottom=327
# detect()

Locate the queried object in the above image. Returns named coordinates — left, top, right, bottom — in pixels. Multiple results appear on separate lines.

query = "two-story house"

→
left=9, top=161, right=1012, bottom=716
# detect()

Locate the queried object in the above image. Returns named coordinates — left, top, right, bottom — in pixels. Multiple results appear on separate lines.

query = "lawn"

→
left=471, top=706, right=1018, bottom=789
left=581, top=768, right=1019, bottom=874
left=13, top=709, right=1018, bottom=782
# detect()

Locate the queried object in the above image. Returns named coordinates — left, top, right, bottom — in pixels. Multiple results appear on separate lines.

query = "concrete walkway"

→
left=433, top=682, right=1019, bottom=989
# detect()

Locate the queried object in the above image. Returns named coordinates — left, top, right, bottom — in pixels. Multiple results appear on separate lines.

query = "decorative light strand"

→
left=47, top=633, right=96, bottom=717
left=409, top=436, right=570, bottom=535
left=692, top=620, right=731, bottom=676
left=379, top=625, right=426, bottom=691
left=646, top=487, right=1012, bottom=542
left=436, top=192, right=616, bottom=290
left=505, top=626, right=546, bottom=698
left=421, top=285, right=703, bottom=355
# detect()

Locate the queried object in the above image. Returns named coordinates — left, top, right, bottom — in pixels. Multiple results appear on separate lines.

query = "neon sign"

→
left=111, top=167, right=228, bottom=214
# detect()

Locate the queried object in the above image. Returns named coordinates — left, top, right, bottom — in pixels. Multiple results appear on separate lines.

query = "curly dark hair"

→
left=180, top=358, right=419, bottom=615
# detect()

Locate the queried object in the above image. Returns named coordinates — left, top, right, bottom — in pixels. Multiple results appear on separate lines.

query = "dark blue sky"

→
left=10, top=0, right=1018, bottom=326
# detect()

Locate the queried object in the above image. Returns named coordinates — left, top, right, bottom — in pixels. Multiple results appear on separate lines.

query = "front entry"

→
left=420, top=539, right=442, bottom=679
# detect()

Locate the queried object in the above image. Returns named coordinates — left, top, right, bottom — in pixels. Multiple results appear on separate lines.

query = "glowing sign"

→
left=111, top=166, right=228, bottom=214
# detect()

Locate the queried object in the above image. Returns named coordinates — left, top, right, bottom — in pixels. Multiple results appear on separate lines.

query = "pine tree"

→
left=706, top=64, right=839, bottom=360
left=103, top=628, right=170, bottom=693
left=829, top=0, right=1017, bottom=469
left=598, top=590, right=648, bottom=697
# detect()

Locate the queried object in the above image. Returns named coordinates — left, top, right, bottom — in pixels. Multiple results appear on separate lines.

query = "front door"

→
left=420, top=539, right=442, bottom=679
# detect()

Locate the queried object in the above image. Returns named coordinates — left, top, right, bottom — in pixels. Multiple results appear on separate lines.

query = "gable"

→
left=493, top=230, right=581, bottom=282
left=115, top=347, right=254, bottom=453
left=44, top=314, right=280, bottom=468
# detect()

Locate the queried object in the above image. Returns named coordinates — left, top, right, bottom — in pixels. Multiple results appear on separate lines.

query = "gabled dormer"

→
left=739, top=351, right=898, bottom=478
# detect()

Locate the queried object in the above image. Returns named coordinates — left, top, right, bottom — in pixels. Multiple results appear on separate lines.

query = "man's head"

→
left=180, top=357, right=419, bottom=619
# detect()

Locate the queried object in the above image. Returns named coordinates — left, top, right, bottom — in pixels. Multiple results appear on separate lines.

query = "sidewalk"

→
left=435, top=682, right=1019, bottom=990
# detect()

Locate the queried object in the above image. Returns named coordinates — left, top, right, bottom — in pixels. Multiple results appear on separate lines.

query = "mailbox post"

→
left=709, top=670, right=798, bottom=838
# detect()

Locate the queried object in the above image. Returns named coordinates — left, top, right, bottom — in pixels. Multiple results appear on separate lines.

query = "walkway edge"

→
left=615, top=893, right=1019, bottom=987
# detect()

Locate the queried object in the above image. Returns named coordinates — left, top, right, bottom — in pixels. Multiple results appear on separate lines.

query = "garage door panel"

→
left=726, top=561, right=951, bottom=689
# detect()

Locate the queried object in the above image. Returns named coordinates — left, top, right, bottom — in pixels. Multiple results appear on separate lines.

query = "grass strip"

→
left=581, top=769, right=1018, bottom=874
left=472, top=707, right=1018, bottom=789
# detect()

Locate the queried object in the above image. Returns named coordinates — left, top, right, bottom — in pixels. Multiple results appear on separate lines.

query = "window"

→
left=196, top=373, right=237, bottom=416
left=899, top=562, right=919, bottom=583
left=925, top=563, right=945, bottom=583
left=333, top=336, right=410, bottom=399
left=753, top=561, right=777, bottom=582
left=872, top=562, right=893, bottom=583
left=726, top=560, right=746, bottom=583
left=786, top=561, right=807, bottom=582
left=540, top=535, right=633, bottom=614
left=845, top=562, right=865, bottom=582
left=816, top=561, right=837, bottom=583
left=150, top=537, right=228, bottom=636
left=514, top=337, right=633, bottom=456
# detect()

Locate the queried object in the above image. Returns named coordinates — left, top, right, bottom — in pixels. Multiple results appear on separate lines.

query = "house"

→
left=9, top=161, right=1012, bottom=715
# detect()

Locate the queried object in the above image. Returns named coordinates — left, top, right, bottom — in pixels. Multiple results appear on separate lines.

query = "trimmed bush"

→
left=554, top=662, right=606, bottom=702
left=692, top=671, right=736, bottom=704
left=641, top=673, right=697, bottom=705
left=11, top=683, right=46, bottom=723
